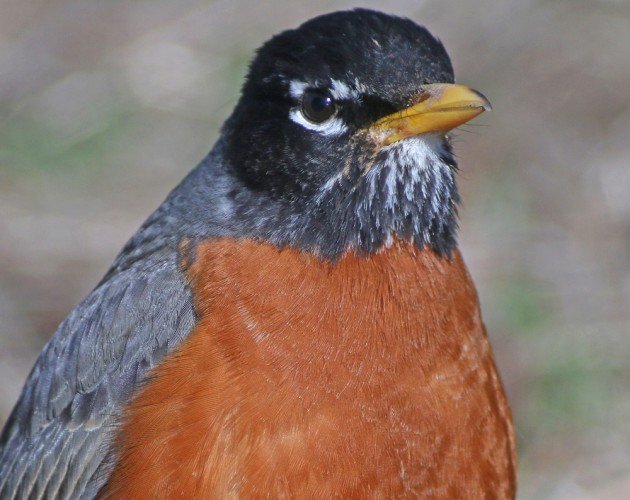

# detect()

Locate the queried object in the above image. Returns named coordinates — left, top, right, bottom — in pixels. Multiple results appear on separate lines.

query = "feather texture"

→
left=103, top=238, right=517, bottom=498
left=0, top=245, right=195, bottom=499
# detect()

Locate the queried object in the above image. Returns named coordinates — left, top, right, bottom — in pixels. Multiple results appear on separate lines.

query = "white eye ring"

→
left=288, top=81, right=348, bottom=136
left=289, top=108, right=348, bottom=136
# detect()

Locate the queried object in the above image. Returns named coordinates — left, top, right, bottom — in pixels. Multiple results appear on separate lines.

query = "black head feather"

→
left=143, top=9, right=462, bottom=259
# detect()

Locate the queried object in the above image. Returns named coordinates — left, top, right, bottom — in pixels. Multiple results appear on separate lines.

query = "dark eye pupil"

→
left=302, top=91, right=336, bottom=123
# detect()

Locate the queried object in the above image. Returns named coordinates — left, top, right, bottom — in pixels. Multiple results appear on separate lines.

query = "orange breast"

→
left=103, top=239, right=516, bottom=498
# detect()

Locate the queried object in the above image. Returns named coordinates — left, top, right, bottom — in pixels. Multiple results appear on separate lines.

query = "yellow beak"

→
left=370, top=83, right=491, bottom=145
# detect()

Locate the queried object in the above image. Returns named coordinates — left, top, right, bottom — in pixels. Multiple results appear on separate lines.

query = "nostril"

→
left=410, top=92, right=431, bottom=108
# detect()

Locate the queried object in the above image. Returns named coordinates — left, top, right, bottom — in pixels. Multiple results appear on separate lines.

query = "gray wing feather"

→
left=0, top=241, right=196, bottom=499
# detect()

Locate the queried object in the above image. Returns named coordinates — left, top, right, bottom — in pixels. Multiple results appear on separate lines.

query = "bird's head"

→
left=219, top=9, right=489, bottom=258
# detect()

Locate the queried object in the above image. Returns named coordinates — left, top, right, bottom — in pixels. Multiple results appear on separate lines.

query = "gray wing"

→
left=0, top=239, right=196, bottom=499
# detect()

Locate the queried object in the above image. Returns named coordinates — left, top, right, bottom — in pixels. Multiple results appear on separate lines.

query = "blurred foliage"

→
left=494, top=276, right=551, bottom=335
left=0, top=110, right=128, bottom=174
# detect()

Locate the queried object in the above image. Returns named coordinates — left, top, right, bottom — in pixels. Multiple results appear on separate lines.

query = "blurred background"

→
left=0, top=0, right=628, bottom=497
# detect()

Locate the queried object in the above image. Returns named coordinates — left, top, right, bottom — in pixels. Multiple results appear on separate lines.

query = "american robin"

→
left=0, top=9, right=517, bottom=499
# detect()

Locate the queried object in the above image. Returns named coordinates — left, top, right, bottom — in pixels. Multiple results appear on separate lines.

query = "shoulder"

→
left=0, top=219, right=196, bottom=499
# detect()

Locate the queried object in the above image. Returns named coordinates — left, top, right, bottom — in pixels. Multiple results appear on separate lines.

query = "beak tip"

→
left=470, top=88, right=492, bottom=111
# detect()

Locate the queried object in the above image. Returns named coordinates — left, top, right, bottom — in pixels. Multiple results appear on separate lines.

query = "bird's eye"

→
left=301, top=90, right=337, bottom=123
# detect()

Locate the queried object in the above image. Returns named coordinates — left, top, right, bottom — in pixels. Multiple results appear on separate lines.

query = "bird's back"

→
left=0, top=217, right=196, bottom=499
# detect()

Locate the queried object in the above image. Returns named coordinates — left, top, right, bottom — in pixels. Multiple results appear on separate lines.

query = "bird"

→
left=0, top=8, right=517, bottom=499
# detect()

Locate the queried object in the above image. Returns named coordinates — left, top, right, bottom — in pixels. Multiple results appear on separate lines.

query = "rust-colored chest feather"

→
left=104, top=239, right=516, bottom=498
